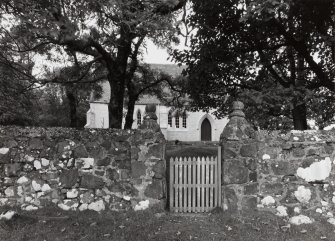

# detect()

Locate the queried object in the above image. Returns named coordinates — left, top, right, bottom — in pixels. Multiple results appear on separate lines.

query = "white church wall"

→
left=85, top=101, right=229, bottom=141
left=165, top=110, right=228, bottom=142
left=131, top=105, right=228, bottom=142
left=84, top=102, right=109, bottom=128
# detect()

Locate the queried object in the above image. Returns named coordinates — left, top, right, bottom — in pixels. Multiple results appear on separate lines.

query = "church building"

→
left=85, top=65, right=228, bottom=141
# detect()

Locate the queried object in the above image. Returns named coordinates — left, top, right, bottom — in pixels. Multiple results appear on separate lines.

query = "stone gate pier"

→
left=220, top=101, right=335, bottom=222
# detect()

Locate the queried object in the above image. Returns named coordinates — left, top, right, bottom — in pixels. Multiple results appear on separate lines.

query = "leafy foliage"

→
left=35, top=83, right=89, bottom=127
left=0, top=0, right=186, bottom=128
left=174, top=0, right=335, bottom=130
left=0, top=63, right=38, bottom=126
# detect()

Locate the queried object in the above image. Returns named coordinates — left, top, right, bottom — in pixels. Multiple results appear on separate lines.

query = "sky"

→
left=143, top=40, right=174, bottom=65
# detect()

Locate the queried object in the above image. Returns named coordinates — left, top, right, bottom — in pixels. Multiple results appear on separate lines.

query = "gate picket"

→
left=192, top=157, right=196, bottom=212
left=188, top=157, right=192, bottom=212
left=178, top=158, right=182, bottom=212
left=210, top=158, right=214, bottom=209
left=196, top=157, right=201, bottom=212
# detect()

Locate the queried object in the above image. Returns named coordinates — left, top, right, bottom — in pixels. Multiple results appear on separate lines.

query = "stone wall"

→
left=0, top=126, right=166, bottom=212
left=221, top=101, right=335, bottom=222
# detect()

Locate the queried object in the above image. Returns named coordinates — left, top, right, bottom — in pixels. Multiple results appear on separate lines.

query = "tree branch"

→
left=272, top=19, right=335, bottom=92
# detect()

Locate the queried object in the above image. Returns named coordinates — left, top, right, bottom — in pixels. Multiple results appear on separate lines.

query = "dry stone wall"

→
left=0, top=126, right=166, bottom=212
left=221, top=101, right=335, bottom=224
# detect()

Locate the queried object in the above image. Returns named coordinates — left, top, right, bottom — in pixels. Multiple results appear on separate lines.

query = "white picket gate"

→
left=169, top=147, right=221, bottom=212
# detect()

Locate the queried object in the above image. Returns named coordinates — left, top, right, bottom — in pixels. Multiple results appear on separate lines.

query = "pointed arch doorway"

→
left=201, top=118, right=212, bottom=141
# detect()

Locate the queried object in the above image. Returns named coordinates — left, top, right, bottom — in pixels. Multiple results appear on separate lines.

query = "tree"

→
left=0, top=62, right=38, bottom=125
left=174, top=0, right=335, bottom=130
left=44, top=52, right=104, bottom=128
left=0, top=0, right=186, bottom=128
left=124, top=64, right=186, bottom=129
left=35, top=83, right=90, bottom=127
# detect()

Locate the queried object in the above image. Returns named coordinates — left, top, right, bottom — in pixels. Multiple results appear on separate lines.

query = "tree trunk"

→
left=124, top=97, right=136, bottom=129
left=292, top=55, right=308, bottom=130
left=292, top=102, right=308, bottom=130
left=107, top=73, right=125, bottom=129
left=107, top=26, right=132, bottom=129
left=65, top=85, right=78, bottom=128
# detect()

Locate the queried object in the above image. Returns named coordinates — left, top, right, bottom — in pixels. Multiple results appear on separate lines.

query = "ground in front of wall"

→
left=1, top=206, right=335, bottom=241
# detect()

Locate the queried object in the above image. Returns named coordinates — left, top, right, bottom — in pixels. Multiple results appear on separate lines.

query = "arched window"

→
left=137, top=110, right=142, bottom=126
left=182, top=112, right=187, bottom=128
left=175, top=112, right=180, bottom=128
left=168, top=110, right=172, bottom=127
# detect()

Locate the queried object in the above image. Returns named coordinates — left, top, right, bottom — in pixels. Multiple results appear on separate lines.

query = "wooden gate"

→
left=169, top=147, right=221, bottom=212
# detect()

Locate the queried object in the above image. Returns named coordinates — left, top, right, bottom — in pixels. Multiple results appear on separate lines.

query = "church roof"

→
left=136, top=94, right=162, bottom=105
left=149, top=64, right=185, bottom=77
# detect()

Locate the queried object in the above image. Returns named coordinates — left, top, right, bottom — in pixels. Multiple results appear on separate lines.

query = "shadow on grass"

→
left=1, top=206, right=335, bottom=241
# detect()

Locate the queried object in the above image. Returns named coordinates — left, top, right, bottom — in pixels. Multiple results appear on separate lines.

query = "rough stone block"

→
left=224, top=160, right=248, bottom=184
left=96, top=157, right=112, bottom=166
left=259, top=161, right=270, bottom=174
left=89, top=146, right=107, bottom=160
left=245, top=159, right=257, bottom=171
left=107, top=182, right=125, bottom=193
left=4, top=163, right=21, bottom=177
left=271, top=161, right=295, bottom=176
left=260, top=182, right=284, bottom=196
left=324, top=144, right=334, bottom=155
left=29, top=138, right=44, bottom=150
left=130, top=147, right=140, bottom=161
left=109, top=142, right=129, bottom=155
left=301, top=158, right=316, bottom=168
left=42, top=171, right=59, bottom=181
left=249, top=171, right=257, bottom=182
left=4, top=140, right=17, bottom=148
left=223, top=148, right=237, bottom=159
left=101, top=139, right=111, bottom=149
left=144, top=179, right=164, bottom=199
left=73, top=145, right=88, bottom=158
left=120, top=169, right=130, bottom=180
left=57, top=141, right=72, bottom=154
left=223, top=186, right=238, bottom=212
left=244, top=183, right=259, bottom=195
left=240, top=144, right=257, bottom=157
left=94, top=170, right=105, bottom=176
left=223, top=142, right=240, bottom=152
left=292, top=148, right=305, bottom=158
left=242, top=196, right=257, bottom=211
left=80, top=191, right=95, bottom=204
left=259, top=147, right=279, bottom=159
left=146, top=144, right=164, bottom=159
left=0, top=148, right=10, bottom=163
left=282, top=175, right=298, bottom=183
left=153, top=161, right=165, bottom=179
left=5, top=186, right=15, bottom=197
left=75, top=158, right=94, bottom=169
left=131, top=161, right=147, bottom=178
left=282, top=143, right=292, bottom=150
left=107, top=168, right=119, bottom=181
left=60, top=169, right=79, bottom=188
left=115, top=156, right=131, bottom=169
left=81, top=174, right=104, bottom=189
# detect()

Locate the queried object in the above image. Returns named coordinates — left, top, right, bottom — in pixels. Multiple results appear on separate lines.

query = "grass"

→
left=1, top=206, right=335, bottom=241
